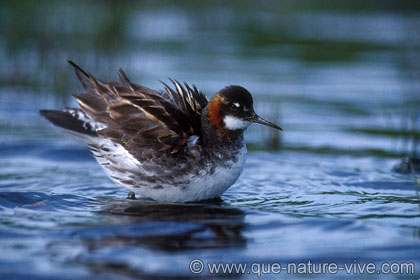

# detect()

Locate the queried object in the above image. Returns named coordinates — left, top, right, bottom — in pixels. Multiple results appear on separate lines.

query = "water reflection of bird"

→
left=41, top=61, right=281, bottom=202
left=94, top=199, right=246, bottom=251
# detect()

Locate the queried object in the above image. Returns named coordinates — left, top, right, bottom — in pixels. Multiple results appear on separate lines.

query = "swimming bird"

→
left=41, top=61, right=282, bottom=202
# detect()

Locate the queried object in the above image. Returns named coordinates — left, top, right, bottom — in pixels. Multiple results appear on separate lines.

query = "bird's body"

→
left=41, top=62, right=281, bottom=202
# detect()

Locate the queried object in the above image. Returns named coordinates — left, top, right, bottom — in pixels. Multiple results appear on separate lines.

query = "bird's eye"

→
left=231, top=102, right=240, bottom=109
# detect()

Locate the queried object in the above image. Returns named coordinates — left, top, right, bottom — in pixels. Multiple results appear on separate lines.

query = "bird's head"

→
left=208, top=85, right=282, bottom=133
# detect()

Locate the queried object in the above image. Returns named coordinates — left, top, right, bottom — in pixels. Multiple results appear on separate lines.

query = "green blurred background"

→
left=1, top=0, right=420, bottom=154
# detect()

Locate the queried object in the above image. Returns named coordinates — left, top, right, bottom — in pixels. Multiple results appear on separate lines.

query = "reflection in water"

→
left=57, top=199, right=248, bottom=278
left=93, top=198, right=246, bottom=251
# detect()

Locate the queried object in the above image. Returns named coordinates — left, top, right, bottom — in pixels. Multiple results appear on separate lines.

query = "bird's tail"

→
left=40, top=109, right=98, bottom=137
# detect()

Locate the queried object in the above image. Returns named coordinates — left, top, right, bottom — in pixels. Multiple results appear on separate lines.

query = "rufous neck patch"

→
left=208, top=95, right=224, bottom=131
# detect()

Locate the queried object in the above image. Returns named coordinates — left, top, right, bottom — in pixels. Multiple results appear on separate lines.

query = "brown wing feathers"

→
left=161, top=79, right=207, bottom=135
left=67, top=61, right=208, bottom=156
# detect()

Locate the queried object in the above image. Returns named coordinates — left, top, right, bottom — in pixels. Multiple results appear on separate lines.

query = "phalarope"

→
left=41, top=61, right=281, bottom=202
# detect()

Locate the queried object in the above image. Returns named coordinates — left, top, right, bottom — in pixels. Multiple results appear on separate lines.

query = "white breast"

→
left=128, top=143, right=248, bottom=202
left=187, top=144, right=247, bottom=201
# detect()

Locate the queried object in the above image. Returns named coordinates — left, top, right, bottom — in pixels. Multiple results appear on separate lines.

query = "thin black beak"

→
left=251, top=114, right=282, bottom=130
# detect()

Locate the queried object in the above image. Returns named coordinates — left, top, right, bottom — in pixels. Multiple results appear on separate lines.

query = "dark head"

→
left=207, top=85, right=282, bottom=133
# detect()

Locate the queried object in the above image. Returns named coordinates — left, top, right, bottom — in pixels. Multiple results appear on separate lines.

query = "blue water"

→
left=1, top=1, right=420, bottom=279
